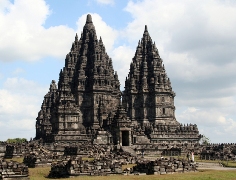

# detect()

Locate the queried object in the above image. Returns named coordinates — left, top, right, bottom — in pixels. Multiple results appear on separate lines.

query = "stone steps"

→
left=197, top=162, right=223, bottom=168
left=121, top=146, right=137, bottom=156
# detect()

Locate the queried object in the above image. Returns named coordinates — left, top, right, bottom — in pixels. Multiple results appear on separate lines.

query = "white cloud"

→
left=122, top=0, right=236, bottom=143
left=12, top=68, right=25, bottom=75
left=0, top=72, right=3, bottom=79
left=176, top=96, right=236, bottom=109
left=3, top=77, right=46, bottom=95
left=186, top=107, right=199, bottom=113
left=95, top=0, right=114, bottom=5
left=0, top=77, right=48, bottom=140
left=111, top=45, right=135, bottom=89
left=0, top=0, right=236, bottom=144
left=0, top=0, right=75, bottom=62
left=177, top=107, right=236, bottom=143
left=124, top=0, right=236, bottom=72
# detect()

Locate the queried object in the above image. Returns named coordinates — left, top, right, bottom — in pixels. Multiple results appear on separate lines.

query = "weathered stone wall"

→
left=0, top=159, right=29, bottom=180
left=200, top=143, right=236, bottom=160
left=48, top=150, right=136, bottom=178
left=133, top=158, right=197, bottom=175
left=0, top=143, right=6, bottom=158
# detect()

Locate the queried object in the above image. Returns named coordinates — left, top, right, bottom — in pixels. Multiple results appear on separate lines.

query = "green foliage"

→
left=199, top=135, right=210, bottom=145
left=6, top=138, right=27, bottom=144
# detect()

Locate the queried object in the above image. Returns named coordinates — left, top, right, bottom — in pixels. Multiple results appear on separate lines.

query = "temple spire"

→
left=145, top=25, right=148, bottom=32
left=86, top=14, right=93, bottom=23
left=75, top=33, right=78, bottom=41
left=143, top=25, right=150, bottom=38
left=83, top=14, right=95, bottom=32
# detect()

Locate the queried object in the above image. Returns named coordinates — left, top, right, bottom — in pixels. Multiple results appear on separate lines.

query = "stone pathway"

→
left=197, top=162, right=236, bottom=170
left=142, top=157, right=236, bottom=171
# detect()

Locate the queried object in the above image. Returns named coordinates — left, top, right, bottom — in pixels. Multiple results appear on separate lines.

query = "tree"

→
left=199, top=135, right=210, bottom=145
left=6, top=138, right=27, bottom=143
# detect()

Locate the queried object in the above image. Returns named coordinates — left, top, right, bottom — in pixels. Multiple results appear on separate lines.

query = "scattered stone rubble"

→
left=0, top=145, right=5, bottom=158
left=1, top=141, right=236, bottom=162
left=48, top=148, right=136, bottom=178
left=22, top=143, right=55, bottom=168
left=48, top=156, right=123, bottom=177
left=200, top=143, right=236, bottom=161
left=133, top=157, right=197, bottom=175
left=0, top=159, right=29, bottom=180
left=1, top=141, right=236, bottom=178
left=48, top=155, right=198, bottom=178
left=0, top=142, right=33, bottom=159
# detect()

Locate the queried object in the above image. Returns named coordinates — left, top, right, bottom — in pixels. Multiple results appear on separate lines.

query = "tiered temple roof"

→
left=36, top=14, right=200, bottom=145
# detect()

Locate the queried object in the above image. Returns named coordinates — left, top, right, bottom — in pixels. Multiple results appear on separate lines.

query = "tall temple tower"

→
left=36, top=14, right=121, bottom=143
left=123, top=26, right=178, bottom=126
left=122, top=26, right=199, bottom=144
left=36, top=15, right=200, bottom=145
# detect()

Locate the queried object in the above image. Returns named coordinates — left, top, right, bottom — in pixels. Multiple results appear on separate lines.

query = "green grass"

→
left=28, top=167, right=236, bottom=180
left=4, top=157, right=236, bottom=179
left=122, top=164, right=136, bottom=171
left=29, top=167, right=51, bottom=180
left=5, top=157, right=24, bottom=163
left=221, top=161, right=236, bottom=168
left=82, top=157, right=95, bottom=161
left=194, top=155, right=236, bottom=168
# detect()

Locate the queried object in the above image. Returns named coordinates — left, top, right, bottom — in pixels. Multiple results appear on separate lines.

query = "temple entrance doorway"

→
left=122, top=131, right=129, bottom=146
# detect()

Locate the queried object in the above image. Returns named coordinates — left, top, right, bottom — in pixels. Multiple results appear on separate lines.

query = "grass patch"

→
left=5, top=157, right=24, bottom=163
left=29, top=167, right=51, bottom=180
left=122, top=164, right=136, bottom=171
left=221, top=161, right=236, bottom=168
left=27, top=167, right=236, bottom=180
left=195, top=155, right=236, bottom=168
left=82, top=157, right=95, bottom=162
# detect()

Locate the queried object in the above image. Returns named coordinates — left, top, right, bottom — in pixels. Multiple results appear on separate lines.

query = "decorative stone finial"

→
left=145, top=25, right=148, bottom=32
left=75, top=33, right=78, bottom=41
left=86, top=14, right=93, bottom=23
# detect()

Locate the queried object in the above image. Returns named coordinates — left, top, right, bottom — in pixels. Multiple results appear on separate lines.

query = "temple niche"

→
left=35, top=14, right=200, bottom=145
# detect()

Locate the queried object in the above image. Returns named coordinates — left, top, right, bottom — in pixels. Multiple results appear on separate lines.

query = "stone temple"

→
left=35, top=14, right=200, bottom=145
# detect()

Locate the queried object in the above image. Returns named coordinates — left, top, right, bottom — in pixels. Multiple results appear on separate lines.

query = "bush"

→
left=6, top=138, right=27, bottom=143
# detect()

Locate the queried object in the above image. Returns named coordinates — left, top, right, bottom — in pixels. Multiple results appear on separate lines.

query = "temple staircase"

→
left=121, top=146, right=137, bottom=157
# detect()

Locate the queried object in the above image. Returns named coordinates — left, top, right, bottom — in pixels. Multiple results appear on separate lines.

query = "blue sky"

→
left=0, top=0, right=236, bottom=143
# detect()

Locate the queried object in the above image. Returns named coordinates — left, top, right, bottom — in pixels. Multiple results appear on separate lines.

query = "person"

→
left=187, top=152, right=190, bottom=161
left=141, top=148, right=144, bottom=158
left=116, top=141, right=120, bottom=152
left=191, top=151, right=195, bottom=162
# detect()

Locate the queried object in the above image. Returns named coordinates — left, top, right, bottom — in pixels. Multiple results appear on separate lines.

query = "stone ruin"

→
left=200, top=143, right=236, bottom=161
left=48, top=151, right=134, bottom=177
left=35, top=14, right=200, bottom=147
left=133, top=157, right=197, bottom=175
left=0, top=141, right=236, bottom=178
left=48, top=156, right=197, bottom=177
left=1, top=13, right=235, bottom=180
left=0, top=159, right=29, bottom=180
